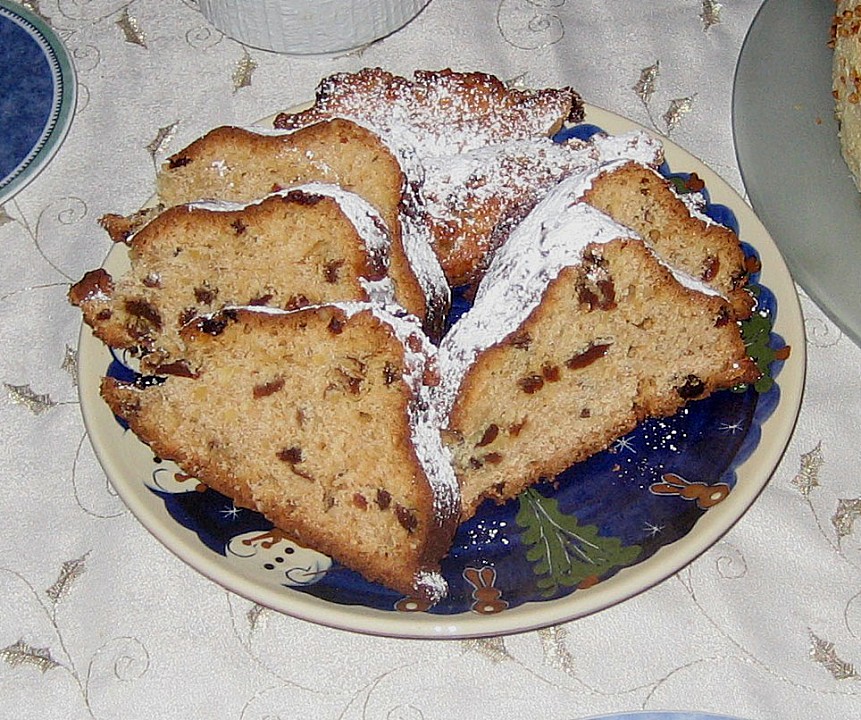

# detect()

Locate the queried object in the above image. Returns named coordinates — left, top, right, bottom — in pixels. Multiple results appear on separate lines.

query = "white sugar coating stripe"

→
left=437, top=193, right=625, bottom=416
left=476, top=158, right=721, bottom=301
left=591, top=154, right=718, bottom=230
left=297, top=182, right=391, bottom=255
left=337, top=301, right=461, bottom=529
left=269, top=117, right=451, bottom=315
left=305, top=302, right=460, bottom=536
left=420, top=130, right=664, bottom=220
left=398, top=199, right=451, bottom=312
left=675, top=185, right=718, bottom=228
left=578, top=160, right=727, bottom=297
left=565, top=159, right=727, bottom=296
left=236, top=119, right=429, bottom=185
left=375, top=137, right=452, bottom=316
left=437, top=161, right=722, bottom=417
left=291, top=124, right=451, bottom=317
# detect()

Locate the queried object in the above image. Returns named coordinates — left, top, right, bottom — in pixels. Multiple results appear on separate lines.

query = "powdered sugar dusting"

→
left=583, top=162, right=727, bottom=296
left=386, top=142, right=451, bottom=324
left=675, top=184, right=718, bottom=227
left=298, top=302, right=461, bottom=546
left=343, top=302, right=461, bottom=520
left=220, top=301, right=460, bottom=597
left=438, top=160, right=723, bottom=416
left=242, top=121, right=451, bottom=329
left=421, top=130, right=664, bottom=241
left=414, top=569, right=448, bottom=603
left=278, top=68, right=579, bottom=157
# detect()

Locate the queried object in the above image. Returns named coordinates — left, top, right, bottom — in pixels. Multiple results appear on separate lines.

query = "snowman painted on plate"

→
left=226, top=529, right=332, bottom=588
left=146, top=464, right=332, bottom=588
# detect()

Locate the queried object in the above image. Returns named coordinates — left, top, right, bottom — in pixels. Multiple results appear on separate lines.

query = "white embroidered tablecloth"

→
left=2, top=1, right=860, bottom=718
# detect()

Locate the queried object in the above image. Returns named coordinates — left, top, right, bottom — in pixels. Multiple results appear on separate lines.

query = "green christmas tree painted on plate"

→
left=516, top=489, right=642, bottom=597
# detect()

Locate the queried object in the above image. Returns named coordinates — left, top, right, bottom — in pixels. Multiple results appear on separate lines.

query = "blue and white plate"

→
left=0, top=0, right=76, bottom=203
left=78, top=105, right=805, bottom=639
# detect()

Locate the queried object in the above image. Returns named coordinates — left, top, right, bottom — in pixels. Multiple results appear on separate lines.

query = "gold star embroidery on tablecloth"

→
left=19, top=0, right=51, bottom=25
left=538, top=625, right=577, bottom=675
left=146, top=122, right=181, bottom=160
left=634, top=62, right=660, bottom=106
left=701, top=0, right=723, bottom=31
left=633, top=62, right=695, bottom=135
left=810, top=632, right=859, bottom=680
left=462, top=636, right=512, bottom=662
left=4, top=383, right=57, bottom=414
left=116, top=7, right=147, bottom=48
left=232, top=49, right=257, bottom=92
left=791, top=442, right=824, bottom=495
left=61, top=345, right=78, bottom=386
left=663, top=96, right=696, bottom=133
left=0, top=640, right=61, bottom=674
left=832, top=498, right=861, bottom=540
left=46, top=555, right=89, bottom=603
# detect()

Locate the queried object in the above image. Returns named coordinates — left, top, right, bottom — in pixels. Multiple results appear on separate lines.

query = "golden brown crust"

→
left=429, top=189, right=540, bottom=288
left=100, top=205, right=165, bottom=244
left=157, top=119, right=403, bottom=223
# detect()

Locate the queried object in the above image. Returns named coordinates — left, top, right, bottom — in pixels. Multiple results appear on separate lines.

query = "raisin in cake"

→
left=103, top=117, right=449, bottom=338
left=438, top=166, right=760, bottom=520
left=100, top=303, right=460, bottom=601
left=580, top=160, right=755, bottom=318
left=71, top=185, right=424, bottom=373
left=832, top=1, right=861, bottom=190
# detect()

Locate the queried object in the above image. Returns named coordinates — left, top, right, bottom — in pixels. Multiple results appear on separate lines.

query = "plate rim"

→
left=0, top=0, right=77, bottom=203
left=77, top=103, right=806, bottom=639
left=732, top=0, right=860, bottom=346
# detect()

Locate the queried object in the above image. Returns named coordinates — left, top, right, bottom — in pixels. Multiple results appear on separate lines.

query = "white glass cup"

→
left=198, top=0, right=432, bottom=54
